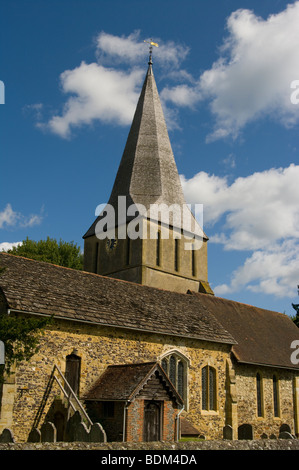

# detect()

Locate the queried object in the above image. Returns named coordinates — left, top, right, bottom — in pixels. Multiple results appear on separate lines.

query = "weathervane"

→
left=144, top=39, right=159, bottom=64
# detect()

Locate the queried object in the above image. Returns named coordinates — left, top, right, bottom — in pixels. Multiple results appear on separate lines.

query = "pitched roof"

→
left=0, top=253, right=235, bottom=345
left=83, top=63, right=206, bottom=239
left=188, top=291, right=299, bottom=370
left=83, top=362, right=183, bottom=405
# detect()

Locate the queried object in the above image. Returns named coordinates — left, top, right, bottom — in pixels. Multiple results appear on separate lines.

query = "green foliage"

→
left=291, top=307, right=299, bottom=328
left=0, top=314, right=52, bottom=382
left=6, top=236, right=83, bottom=270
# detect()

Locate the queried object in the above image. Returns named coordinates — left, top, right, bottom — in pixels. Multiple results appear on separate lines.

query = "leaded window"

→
left=161, top=352, right=188, bottom=403
left=273, top=375, right=279, bottom=417
left=256, top=373, right=263, bottom=417
left=202, top=365, right=217, bottom=411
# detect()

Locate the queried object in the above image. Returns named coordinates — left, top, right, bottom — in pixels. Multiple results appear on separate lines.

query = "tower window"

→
left=202, top=365, right=217, bottom=411
left=95, top=242, right=99, bottom=274
left=174, top=238, right=179, bottom=272
left=191, top=248, right=196, bottom=277
left=126, top=238, right=131, bottom=265
left=156, top=231, right=161, bottom=266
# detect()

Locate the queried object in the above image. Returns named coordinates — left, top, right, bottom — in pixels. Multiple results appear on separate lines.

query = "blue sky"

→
left=1, top=0, right=299, bottom=317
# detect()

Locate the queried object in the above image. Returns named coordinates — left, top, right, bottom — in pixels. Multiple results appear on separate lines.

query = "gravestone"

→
left=278, top=431, right=294, bottom=439
left=90, top=422, right=106, bottom=442
left=74, top=421, right=90, bottom=442
left=238, top=423, right=253, bottom=440
left=0, top=428, right=14, bottom=443
left=279, top=423, right=291, bottom=434
left=28, top=428, right=41, bottom=443
left=65, top=411, right=82, bottom=442
left=41, top=421, right=56, bottom=443
left=223, top=425, right=233, bottom=440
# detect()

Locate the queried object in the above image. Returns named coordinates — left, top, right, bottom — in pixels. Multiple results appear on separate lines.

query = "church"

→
left=0, top=53, right=299, bottom=443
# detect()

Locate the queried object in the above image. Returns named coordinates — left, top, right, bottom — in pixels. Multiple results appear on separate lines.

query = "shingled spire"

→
left=83, top=59, right=211, bottom=295
left=108, top=62, right=186, bottom=210
left=84, top=61, right=203, bottom=237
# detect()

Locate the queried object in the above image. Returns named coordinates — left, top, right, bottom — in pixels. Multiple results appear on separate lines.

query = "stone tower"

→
left=83, top=58, right=213, bottom=294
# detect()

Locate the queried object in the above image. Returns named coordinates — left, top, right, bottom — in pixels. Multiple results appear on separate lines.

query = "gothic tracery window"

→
left=161, top=352, right=188, bottom=404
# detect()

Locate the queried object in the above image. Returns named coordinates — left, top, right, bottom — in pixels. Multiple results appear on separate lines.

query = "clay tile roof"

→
left=0, top=253, right=235, bottom=345
left=83, top=362, right=183, bottom=404
left=188, top=291, right=299, bottom=371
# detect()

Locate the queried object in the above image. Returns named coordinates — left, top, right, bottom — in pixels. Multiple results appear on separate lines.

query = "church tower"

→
left=83, top=54, right=213, bottom=295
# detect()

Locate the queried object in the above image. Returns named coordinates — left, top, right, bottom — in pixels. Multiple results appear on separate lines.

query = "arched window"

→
left=202, top=365, right=217, bottom=411
left=161, top=352, right=188, bottom=404
left=256, top=372, right=263, bottom=417
left=273, top=375, right=280, bottom=417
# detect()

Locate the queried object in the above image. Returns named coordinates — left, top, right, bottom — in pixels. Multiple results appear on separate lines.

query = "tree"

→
left=291, top=285, right=299, bottom=328
left=6, top=237, right=83, bottom=270
left=291, top=304, right=299, bottom=327
left=0, top=314, right=51, bottom=383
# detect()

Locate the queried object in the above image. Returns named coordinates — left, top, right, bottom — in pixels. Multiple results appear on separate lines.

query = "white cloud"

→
left=181, top=164, right=299, bottom=298
left=0, top=204, right=43, bottom=229
left=199, top=3, right=299, bottom=140
left=42, top=63, right=144, bottom=138
left=161, top=3, right=299, bottom=141
left=41, top=31, right=190, bottom=138
left=95, top=31, right=189, bottom=69
left=0, top=241, right=23, bottom=252
left=0, top=204, right=18, bottom=228
left=215, top=240, right=299, bottom=298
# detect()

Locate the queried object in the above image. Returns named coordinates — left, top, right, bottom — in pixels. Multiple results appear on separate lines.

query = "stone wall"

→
left=1, top=315, right=298, bottom=443
left=0, top=439, right=299, bottom=451
left=235, top=363, right=297, bottom=438
left=1, top=317, right=231, bottom=442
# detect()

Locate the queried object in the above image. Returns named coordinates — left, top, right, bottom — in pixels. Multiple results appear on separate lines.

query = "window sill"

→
left=201, top=410, right=219, bottom=416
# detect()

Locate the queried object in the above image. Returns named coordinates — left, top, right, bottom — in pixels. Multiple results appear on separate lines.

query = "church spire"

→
left=106, top=56, right=188, bottom=223
left=83, top=57, right=211, bottom=295
left=84, top=55, right=190, bottom=237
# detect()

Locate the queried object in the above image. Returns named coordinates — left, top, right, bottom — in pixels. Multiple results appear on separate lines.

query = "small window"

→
left=202, top=365, right=217, bottom=411
left=273, top=375, right=280, bottom=417
left=191, top=248, right=196, bottom=277
left=126, top=238, right=131, bottom=265
left=256, top=373, right=263, bottom=417
left=174, top=238, right=179, bottom=271
left=156, top=232, right=161, bottom=266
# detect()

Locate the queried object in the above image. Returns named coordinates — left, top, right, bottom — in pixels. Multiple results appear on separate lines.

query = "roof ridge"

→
left=0, top=252, right=194, bottom=297
left=188, top=289, right=285, bottom=316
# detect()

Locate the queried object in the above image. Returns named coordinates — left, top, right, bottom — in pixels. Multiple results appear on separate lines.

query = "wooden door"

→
left=144, top=401, right=161, bottom=441
left=65, top=353, right=81, bottom=396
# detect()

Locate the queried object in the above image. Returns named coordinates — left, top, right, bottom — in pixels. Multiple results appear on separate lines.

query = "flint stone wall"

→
left=0, top=439, right=299, bottom=451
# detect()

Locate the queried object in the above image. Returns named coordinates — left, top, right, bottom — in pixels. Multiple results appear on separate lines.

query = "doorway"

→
left=143, top=401, right=161, bottom=441
left=65, top=352, right=81, bottom=397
